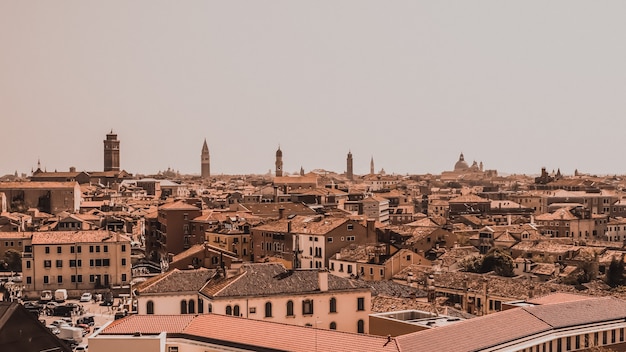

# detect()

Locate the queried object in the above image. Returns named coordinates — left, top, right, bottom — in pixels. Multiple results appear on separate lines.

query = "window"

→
left=96, top=246, right=100, bottom=253
left=43, top=276, right=49, bottom=284
left=233, top=305, right=239, bottom=316
left=57, top=246, right=62, bottom=254
left=226, top=305, right=232, bottom=315
left=57, top=275, right=62, bottom=284
left=89, top=245, right=94, bottom=253
left=327, top=237, right=333, bottom=243
left=56, top=260, right=63, bottom=268
left=45, top=246, right=50, bottom=254
left=121, top=274, right=127, bottom=282
left=26, top=277, right=31, bottom=284
left=77, top=246, right=81, bottom=253
left=103, top=259, right=110, bottom=266
left=347, top=236, right=355, bottom=241
left=44, top=260, right=51, bottom=268
left=122, top=258, right=127, bottom=266
left=189, top=300, right=195, bottom=314
left=357, top=297, right=365, bottom=311
left=286, top=300, right=294, bottom=316
left=181, top=300, right=187, bottom=314
left=168, top=347, right=178, bottom=352
left=302, top=299, right=313, bottom=315
left=71, top=246, right=75, bottom=254
left=347, top=224, right=354, bottom=231
left=26, top=261, right=31, bottom=269
left=147, top=301, right=154, bottom=314
left=198, top=298, right=204, bottom=313
left=330, top=297, right=337, bottom=313
left=103, top=245, right=108, bottom=253
left=357, top=319, right=365, bottom=333
left=121, top=244, right=126, bottom=252
left=77, top=275, right=82, bottom=282
left=265, top=302, right=272, bottom=317
left=330, top=322, right=337, bottom=330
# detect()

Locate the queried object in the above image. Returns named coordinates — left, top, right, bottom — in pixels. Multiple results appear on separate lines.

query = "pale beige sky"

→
left=1, top=1, right=625, bottom=176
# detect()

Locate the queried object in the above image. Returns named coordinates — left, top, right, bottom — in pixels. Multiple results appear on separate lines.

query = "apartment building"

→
left=21, top=230, right=131, bottom=293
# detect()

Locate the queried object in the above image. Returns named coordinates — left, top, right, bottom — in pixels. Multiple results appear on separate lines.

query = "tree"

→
left=606, top=256, right=625, bottom=288
left=481, top=248, right=515, bottom=277
left=3, top=249, right=21, bottom=272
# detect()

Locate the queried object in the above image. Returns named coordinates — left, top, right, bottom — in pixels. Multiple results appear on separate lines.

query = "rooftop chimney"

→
left=318, top=269, right=329, bottom=292
left=278, top=207, right=285, bottom=220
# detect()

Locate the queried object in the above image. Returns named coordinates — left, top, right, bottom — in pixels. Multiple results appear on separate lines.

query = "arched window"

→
left=226, top=305, right=232, bottom=315
left=146, top=300, right=154, bottom=315
left=286, top=300, right=294, bottom=316
left=357, top=319, right=365, bottom=334
left=233, top=305, right=240, bottom=317
left=264, top=302, right=272, bottom=318
left=198, top=297, right=204, bottom=314
left=208, top=303, right=212, bottom=313
left=181, top=300, right=187, bottom=314
left=330, top=322, right=337, bottom=330
left=188, top=299, right=195, bottom=314
left=329, top=297, right=337, bottom=313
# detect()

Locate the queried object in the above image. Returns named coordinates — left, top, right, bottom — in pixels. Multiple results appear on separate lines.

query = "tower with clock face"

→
left=275, top=146, right=283, bottom=177
left=104, top=130, right=120, bottom=172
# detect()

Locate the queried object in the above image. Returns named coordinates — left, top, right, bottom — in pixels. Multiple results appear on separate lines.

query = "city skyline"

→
left=2, top=1, right=626, bottom=176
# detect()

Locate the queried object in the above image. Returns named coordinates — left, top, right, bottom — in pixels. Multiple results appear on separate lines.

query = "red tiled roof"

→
left=101, top=314, right=400, bottom=352
left=30, top=230, right=131, bottom=244
left=102, top=314, right=195, bottom=334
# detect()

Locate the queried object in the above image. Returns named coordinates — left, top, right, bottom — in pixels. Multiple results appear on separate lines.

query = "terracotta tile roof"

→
left=449, top=194, right=490, bottom=204
left=102, top=314, right=195, bottom=334
left=135, top=268, right=214, bottom=294
left=526, top=292, right=593, bottom=305
left=159, top=201, right=200, bottom=211
left=183, top=314, right=400, bottom=352
left=253, top=216, right=350, bottom=235
left=101, top=314, right=399, bottom=351
left=0, top=232, right=32, bottom=239
left=0, top=181, right=78, bottom=189
left=199, top=263, right=368, bottom=298
left=395, top=305, right=552, bottom=352
left=30, top=230, right=131, bottom=244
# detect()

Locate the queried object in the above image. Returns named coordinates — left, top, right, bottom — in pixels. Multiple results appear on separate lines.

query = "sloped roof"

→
left=100, top=313, right=400, bottom=352
left=199, top=263, right=368, bottom=298
left=135, top=268, right=214, bottom=295
left=396, top=297, right=626, bottom=352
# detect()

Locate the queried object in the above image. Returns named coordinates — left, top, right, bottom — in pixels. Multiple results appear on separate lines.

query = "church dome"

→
left=454, top=153, right=469, bottom=171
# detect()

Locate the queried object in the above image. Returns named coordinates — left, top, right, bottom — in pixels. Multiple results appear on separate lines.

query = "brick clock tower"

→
left=103, top=130, right=120, bottom=172
left=275, top=146, right=283, bottom=177
left=201, top=139, right=210, bottom=179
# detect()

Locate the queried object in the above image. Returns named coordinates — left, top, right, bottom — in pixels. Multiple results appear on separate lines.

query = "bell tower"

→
left=275, top=146, right=283, bottom=177
left=103, top=130, right=120, bottom=172
left=201, top=139, right=210, bottom=179
left=347, top=151, right=354, bottom=180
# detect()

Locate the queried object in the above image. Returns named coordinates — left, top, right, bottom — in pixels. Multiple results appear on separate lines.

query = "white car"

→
left=79, top=293, right=92, bottom=302
left=74, top=345, right=88, bottom=352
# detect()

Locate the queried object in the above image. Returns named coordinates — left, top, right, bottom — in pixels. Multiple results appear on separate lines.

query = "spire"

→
left=370, top=156, right=375, bottom=175
left=202, top=138, right=209, bottom=153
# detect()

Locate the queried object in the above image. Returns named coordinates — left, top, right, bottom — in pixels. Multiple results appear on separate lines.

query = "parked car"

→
left=77, top=315, right=94, bottom=326
left=46, top=301, right=60, bottom=309
left=79, top=293, right=92, bottom=302
left=74, top=345, right=88, bottom=352
left=51, top=319, right=69, bottom=327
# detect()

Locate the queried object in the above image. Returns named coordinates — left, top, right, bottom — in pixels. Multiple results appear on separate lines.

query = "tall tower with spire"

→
left=275, top=146, right=283, bottom=177
left=346, top=151, right=354, bottom=180
left=201, top=139, right=210, bottom=179
left=103, top=130, right=120, bottom=172
left=370, top=156, right=374, bottom=175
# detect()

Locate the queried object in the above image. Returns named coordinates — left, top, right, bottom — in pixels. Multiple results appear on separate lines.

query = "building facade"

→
left=21, top=230, right=131, bottom=294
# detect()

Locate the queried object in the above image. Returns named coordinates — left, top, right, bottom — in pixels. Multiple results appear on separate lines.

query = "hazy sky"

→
left=2, top=1, right=626, bottom=177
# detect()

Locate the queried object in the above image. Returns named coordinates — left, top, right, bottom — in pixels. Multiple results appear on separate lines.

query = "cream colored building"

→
left=21, top=230, right=131, bottom=294
left=198, top=263, right=372, bottom=334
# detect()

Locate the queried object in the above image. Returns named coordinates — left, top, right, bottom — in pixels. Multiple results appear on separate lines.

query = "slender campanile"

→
left=275, top=146, right=283, bottom=177
left=347, top=151, right=354, bottom=180
left=201, top=139, right=210, bottom=179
